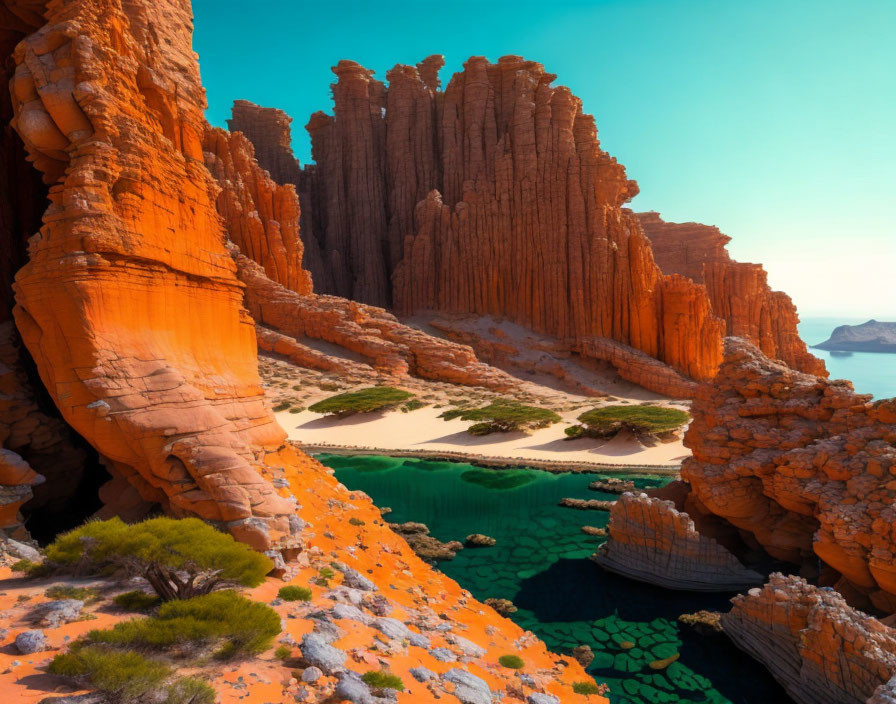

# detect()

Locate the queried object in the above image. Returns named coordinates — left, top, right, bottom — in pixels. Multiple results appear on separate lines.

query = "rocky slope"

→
left=683, top=337, right=896, bottom=612
left=0, top=0, right=604, bottom=701
left=638, top=212, right=825, bottom=375
left=813, top=319, right=896, bottom=353
left=722, top=574, right=896, bottom=704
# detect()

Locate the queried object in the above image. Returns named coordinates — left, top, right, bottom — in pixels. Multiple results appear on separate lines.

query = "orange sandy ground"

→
left=1, top=447, right=606, bottom=703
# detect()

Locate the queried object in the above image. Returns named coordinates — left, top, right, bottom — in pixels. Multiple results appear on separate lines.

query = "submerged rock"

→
left=571, top=644, right=595, bottom=667
left=558, top=498, right=615, bottom=511
left=484, top=598, right=517, bottom=616
left=465, top=533, right=496, bottom=547
left=389, top=522, right=463, bottom=561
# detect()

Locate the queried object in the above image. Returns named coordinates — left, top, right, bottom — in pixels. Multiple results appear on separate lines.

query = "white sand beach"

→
left=276, top=406, right=690, bottom=469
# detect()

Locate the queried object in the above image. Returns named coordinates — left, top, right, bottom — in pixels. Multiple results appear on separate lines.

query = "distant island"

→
left=813, top=319, right=896, bottom=353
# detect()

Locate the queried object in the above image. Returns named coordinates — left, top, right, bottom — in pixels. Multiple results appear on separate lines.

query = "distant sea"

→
left=798, top=317, right=896, bottom=400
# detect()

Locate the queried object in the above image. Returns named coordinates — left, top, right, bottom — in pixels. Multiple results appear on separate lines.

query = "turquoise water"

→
left=323, top=454, right=788, bottom=704
left=799, top=317, right=896, bottom=399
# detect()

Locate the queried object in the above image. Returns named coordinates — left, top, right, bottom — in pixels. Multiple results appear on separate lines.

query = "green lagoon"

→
left=320, top=453, right=789, bottom=704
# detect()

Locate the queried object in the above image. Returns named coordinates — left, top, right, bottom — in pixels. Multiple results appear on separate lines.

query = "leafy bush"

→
left=11, top=558, right=36, bottom=572
left=440, top=400, right=561, bottom=435
left=50, top=646, right=171, bottom=701
left=46, top=584, right=100, bottom=603
left=274, top=645, right=292, bottom=660
left=498, top=654, right=525, bottom=669
left=165, top=677, right=216, bottom=704
left=49, top=646, right=214, bottom=704
left=572, top=680, right=602, bottom=695
left=272, top=401, right=291, bottom=412
left=401, top=399, right=426, bottom=412
left=277, top=585, right=312, bottom=602
left=88, top=590, right=281, bottom=658
left=44, top=517, right=272, bottom=601
left=10, top=558, right=49, bottom=577
left=570, top=405, right=690, bottom=439
left=113, top=590, right=161, bottom=612
left=308, top=387, right=414, bottom=417
left=361, top=670, right=405, bottom=691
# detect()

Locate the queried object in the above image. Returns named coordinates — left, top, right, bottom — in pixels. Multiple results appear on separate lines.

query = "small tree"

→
left=568, top=405, right=690, bottom=440
left=308, top=386, right=414, bottom=417
left=44, top=517, right=273, bottom=601
left=440, top=400, right=561, bottom=435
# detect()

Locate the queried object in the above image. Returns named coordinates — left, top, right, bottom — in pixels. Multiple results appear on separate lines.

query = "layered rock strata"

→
left=722, top=574, right=896, bottom=704
left=683, top=337, right=896, bottom=610
left=233, top=58, right=729, bottom=396
left=7, top=0, right=303, bottom=551
left=203, top=124, right=518, bottom=390
left=593, top=492, right=763, bottom=591
left=638, top=212, right=825, bottom=375
left=232, top=59, right=823, bottom=397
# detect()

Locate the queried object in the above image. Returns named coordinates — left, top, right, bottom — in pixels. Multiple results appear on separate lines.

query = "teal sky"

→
left=194, top=0, right=895, bottom=319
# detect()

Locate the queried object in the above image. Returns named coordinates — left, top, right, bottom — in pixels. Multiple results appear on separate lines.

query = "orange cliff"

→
left=638, top=211, right=825, bottom=376
left=230, top=57, right=824, bottom=398
left=203, top=124, right=519, bottom=390
left=0, top=1, right=604, bottom=702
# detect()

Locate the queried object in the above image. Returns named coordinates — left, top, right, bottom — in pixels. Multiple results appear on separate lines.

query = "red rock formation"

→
left=244, top=56, right=724, bottom=396
left=204, top=126, right=312, bottom=295
left=683, top=337, right=896, bottom=611
left=7, top=0, right=300, bottom=552
left=203, top=119, right=519, bottom=391
left=639, top=211, right=825, bottom=376
left=594, top=492, right=763, bottom=591
left=722, top=574, right=896, bottom=704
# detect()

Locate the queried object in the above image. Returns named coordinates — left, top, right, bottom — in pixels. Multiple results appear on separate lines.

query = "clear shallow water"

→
left=799, top=317, right=896, bottom=399
left=322, top=454, right=789, bottom=704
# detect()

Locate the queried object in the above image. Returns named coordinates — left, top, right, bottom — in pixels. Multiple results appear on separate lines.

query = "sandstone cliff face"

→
left=232, top=57, right=729, bottom=397
left=7, top=0, right=300, bottom=551
left=638, top=211, right=825, bottom=376
left=683, top=338, right=896, bottom=611
left=203, top=121, right=518, bottom=390
left=722, top=574, right=896, bottom=704
left=594, top=492, right=763, bottom=591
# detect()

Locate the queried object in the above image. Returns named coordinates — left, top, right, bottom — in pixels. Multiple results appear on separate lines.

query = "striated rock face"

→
left=683, top=337, right=896, bottom=610
left=639, top=211, right=825, bottom=376
left=234, top=57, right=731, bottom=396
left=204, top=126, right=312, bottom=295
left=722, top=574, right=896, bottom=704
left=203, top=119, right=519, bottom=391
left=7, top=0, right=301, bottom=551
left=593, top=492, right=763, bottom=591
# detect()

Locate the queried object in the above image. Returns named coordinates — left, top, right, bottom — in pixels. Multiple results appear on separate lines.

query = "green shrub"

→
left=88, top=590, right=281, bottom=658
left=308, top=387, right=413, bottom=417
left=46, top=585, right=100, bottom=603
left=113, top=590, right=161, bottom=612
left=564, top=425, right=585, bottom=439
left=274, top=645, right=292, bottom=660
left=575, top=405, right=690, bottom=438
left=401, top=399, right=426, bottom=412
left=361, top=670, right=405, bottom=692
left=49, top=646, right=171, bottom=701
left=272, top=401, right=291, bottom=412
left=498, top=654, right=525, bottom=669
left=440, top=400, right=561, bottom=435
left=318, top=567, right=335, bottom=579
left=277, top=585, right=312, bottom=602
left=165, top=676, right=216, bottom=704
left=11, top=558, right=36, bottom=572
left=572, top=681, right=602, bottom=695
left=44, top=516, right=272, bottom=601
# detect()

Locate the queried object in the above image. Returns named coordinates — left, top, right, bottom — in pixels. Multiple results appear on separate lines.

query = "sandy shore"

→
left=276, top=406, right=690, bottom=471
